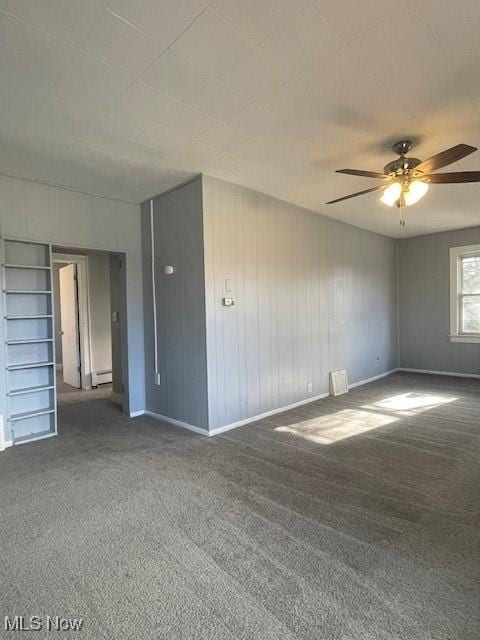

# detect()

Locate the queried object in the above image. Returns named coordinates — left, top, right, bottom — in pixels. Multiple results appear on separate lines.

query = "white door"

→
left=59, top=264, right=81, bottom=388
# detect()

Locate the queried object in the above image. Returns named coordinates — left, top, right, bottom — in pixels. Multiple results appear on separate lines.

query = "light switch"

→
left=163, top=265, right=175, bottom=275
left=222, top=297, right=235, bottom=306
left=112, top=311, right=119, bottom=323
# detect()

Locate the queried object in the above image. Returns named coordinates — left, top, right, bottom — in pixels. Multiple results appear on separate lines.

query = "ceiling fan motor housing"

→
left=384, top=140, right=421, bottom=176
left=384, top=156, right=422, bottom=176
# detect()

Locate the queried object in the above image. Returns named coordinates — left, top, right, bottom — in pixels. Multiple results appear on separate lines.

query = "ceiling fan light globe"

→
left=404, top=180, right=429, bottom=206
left=380, top=182, right=402, bottom=206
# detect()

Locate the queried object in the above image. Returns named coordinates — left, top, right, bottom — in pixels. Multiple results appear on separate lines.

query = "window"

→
left=450, top=244, right=480, bottom=343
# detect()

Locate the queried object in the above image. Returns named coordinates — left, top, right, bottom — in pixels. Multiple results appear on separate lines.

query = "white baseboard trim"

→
left=143, top=369, right=402, bottom=439
left=144, top=410, right=209, bottom=436
left=397, top=367, right=480, bottom=380
left=0, top=439, right=12, bottom=451
left=208, top=391, right=331, bottom=437
left=129, top=410, right=145, bottom=418
left=349, top=368, right=399, bottom=389
left=0, top=416, right=9, bottom=451
left=209, top=369, right=400, bottom=437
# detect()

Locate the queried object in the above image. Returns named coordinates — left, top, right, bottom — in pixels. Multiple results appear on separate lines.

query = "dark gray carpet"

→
left=1, top=372, right=479, bottom=639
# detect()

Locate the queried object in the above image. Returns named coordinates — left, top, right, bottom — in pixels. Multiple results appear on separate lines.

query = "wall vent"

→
left=329, top=369, right=349, bottom=396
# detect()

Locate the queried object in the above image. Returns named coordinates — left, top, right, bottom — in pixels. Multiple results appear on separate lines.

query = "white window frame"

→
left=449, top=244, right=480, bottom=343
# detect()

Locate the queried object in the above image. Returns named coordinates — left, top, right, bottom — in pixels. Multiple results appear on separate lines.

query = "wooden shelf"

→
left=8, top=385, right=54, bottom=397
left=7, top=361, right=54, bottom=371
left=3, top=264, right=50, bottom=270
left=10, top=408, right=55, bottom=422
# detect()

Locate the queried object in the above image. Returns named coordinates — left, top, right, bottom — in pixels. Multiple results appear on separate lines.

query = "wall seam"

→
left=200, top=175, right=211, bottom=430
left=396, top=239, right=401, bottom=368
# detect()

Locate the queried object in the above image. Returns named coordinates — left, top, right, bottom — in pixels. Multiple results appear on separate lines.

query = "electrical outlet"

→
left=307, top=382, right=313, bottom=393
left=155, top=372, right=161, bottom=385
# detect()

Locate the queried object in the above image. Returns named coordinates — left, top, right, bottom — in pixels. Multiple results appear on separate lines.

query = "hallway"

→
left=56, top=371, right=112, bottom=406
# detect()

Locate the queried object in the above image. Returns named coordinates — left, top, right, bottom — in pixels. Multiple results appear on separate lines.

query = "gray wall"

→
left=142, top=175, right=397, bottom=432
left=142, top=177, right=209, bottom=429
left=203, top=176, right=398, bottom=430
left=398, top=226, right=480, bottom=374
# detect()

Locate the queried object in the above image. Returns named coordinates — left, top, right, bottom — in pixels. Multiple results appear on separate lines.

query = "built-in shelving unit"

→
left=2, top=239, right=57, bottom=445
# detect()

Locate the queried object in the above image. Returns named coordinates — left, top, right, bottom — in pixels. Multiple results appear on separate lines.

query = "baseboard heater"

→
left=91, top=370, right=112, bottom=386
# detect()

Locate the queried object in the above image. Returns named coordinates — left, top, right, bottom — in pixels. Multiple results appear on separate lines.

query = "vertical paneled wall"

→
left=142, top=177, right=209, bottom=429
left=326, top=218, right=398, bottom=385
left=203, top=176, right=397, bottom=430
left=398, top=226, right=480, bottom=374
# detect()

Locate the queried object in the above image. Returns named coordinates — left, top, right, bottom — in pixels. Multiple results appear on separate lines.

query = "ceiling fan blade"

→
left=415, top=144, right=477, bottom=174
left=423, top=171, right=480, bottom=183
left=336, top=169, right=389, bottom=179
left=326, top=184, right=388, bottom=205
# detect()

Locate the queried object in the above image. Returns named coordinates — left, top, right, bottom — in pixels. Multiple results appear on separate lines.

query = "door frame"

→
left=53, top=253, right=93, bottom=390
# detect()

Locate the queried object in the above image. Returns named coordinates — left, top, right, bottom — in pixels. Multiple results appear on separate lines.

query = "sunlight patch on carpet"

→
left=364, top=392, right=457, bottom=416
left=274, top=409, right=398, bottom=444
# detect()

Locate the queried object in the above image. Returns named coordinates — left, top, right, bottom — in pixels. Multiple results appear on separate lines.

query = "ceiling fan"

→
left=326, top=140, right=480, bottom=225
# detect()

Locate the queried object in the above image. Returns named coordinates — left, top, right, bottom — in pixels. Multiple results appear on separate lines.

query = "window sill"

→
left=449, top=334, right=480, bottom=344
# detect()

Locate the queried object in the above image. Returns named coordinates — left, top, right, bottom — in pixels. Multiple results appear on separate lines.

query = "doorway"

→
left=54, top=258, right=83, bottom=390
left=52, top=248, right=124, bottom=411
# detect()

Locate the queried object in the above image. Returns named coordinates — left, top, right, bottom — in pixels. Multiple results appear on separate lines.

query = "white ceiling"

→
left=1, top=0, right=479, bottom=238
